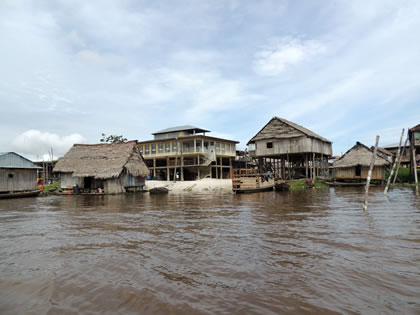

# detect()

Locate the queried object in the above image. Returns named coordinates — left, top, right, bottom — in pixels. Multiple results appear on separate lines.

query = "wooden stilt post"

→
left=305, top=154, right=308, bottom=179
left=363, top=135, right=380, bottom=214
left=282, top=157, right=285, bottom=180
left=385, top=128, right=404, bottom=194
left=167, top=157, right=170, bottom=181
left=181, top=156, right=184, bottom=181
left=312, top=152, right=315, bottom=181
left=173, top=141, right=178, bottom=182
left=393, top=136, right=409, bottom=184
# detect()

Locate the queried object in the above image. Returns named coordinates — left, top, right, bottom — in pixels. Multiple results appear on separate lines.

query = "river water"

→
left=0, top=187, right=419, bottom=314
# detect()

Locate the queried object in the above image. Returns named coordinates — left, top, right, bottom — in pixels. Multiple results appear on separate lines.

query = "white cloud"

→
left=254, top=38, right=326, bottom=76
left=10, top=130, right=86, bottom=160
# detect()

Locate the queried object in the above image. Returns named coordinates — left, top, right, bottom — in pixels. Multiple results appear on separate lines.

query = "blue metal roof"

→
left=152, top=125, right=210, bottom=135
left=0, top=152, right=42, bottom=169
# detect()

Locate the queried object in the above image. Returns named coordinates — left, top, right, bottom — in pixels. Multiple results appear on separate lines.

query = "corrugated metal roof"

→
left=152, top=125, right=210, bottom=135
left=382, top=143, right=409, bottom=149
left=0, top=152, right=42, bottom=169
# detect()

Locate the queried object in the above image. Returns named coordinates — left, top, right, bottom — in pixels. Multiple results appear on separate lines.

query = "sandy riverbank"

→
left=145, top=178, right=233, bottom=193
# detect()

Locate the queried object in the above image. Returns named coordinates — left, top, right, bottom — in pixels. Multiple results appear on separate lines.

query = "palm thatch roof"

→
left=247, top=116, right=331, bottom=145
left=54, top=141, right=149, bottom=179
left=333, top=142, right=390, bottom=168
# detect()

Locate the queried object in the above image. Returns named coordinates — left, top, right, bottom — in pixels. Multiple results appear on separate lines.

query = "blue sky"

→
left=1, top=0, right=419, bottom=160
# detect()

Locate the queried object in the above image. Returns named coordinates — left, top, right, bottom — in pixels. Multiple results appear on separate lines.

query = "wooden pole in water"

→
left=363, top=135, right=380, bottom=214
left=393, top=135, right=409, bottom=184
left=412, top=135, right=419, bottom=196
left=384, top=128, right=404, bottom=195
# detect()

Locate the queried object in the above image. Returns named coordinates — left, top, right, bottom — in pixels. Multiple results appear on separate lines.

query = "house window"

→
left=165, top=143, right=170, bottom=153
left=158, top=143, right=163, bottom=154
left=216, top=142, right=220, bottom=153
left=8, top=174, right=13, bottom=179
left=221, top=143, right=225, bottom=154
left=172, top=142, right=177, bottom=153
left=227, top=143, right=230, bottom=153
left=232, top=144, right=235, bottom=153
left=151, top=144, right=156, bottom=155
left=145, top=144, right=150, bottom=155
left=355, top=165, right=361, bottom=177
left=138, top=145, right=143, bottom=154
left=267, top=142, right=273, bottom=149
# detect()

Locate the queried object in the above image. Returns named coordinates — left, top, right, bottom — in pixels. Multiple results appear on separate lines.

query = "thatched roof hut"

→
left=333, top=142, right=390, bottom=182
left=54, top=141, right=149, bottom=193
left=333, top=142, right=390, bottom=168
left=248, top=116, right=331, bottom=145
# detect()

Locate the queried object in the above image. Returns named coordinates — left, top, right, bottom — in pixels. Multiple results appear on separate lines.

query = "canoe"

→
left=0, top=190, right=42, bottom=199
left=149, top=187, right=169, bottom=194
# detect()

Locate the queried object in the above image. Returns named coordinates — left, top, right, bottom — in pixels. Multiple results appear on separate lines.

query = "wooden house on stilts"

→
left=247, top=117, right=332, bottom=180
left=53, top=141, right=149, bottom=193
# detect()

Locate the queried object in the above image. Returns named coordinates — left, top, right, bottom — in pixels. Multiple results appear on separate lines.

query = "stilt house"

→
left=0, top=152, right=41, bottom=193
left=53, top=141, right=149, bottom=193
left=138, top=125, right=238, bottom=180
left=247, top=117, right=332, bottom=179
left=332, top=142, right=390, bottom=182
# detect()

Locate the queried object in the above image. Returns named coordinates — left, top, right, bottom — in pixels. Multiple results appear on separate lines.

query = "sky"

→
left=1, top=0, right=420, bottom=160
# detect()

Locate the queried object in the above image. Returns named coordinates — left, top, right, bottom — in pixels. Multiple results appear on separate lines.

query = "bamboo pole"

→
left=384, top=128, right=404, bottom=195
left=363, top=135, right=379, bottom=214
left=393, top=135, right=409, bottom=184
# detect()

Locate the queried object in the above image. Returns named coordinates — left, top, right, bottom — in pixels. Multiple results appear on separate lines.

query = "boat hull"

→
left=0, top=190, right=41, bottom=199
left=233, top=185, right=274, bottom=194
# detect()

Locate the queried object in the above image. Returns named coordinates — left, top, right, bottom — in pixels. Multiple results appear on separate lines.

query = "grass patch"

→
left=288, top=180, right=307, bottom=190
left=386, top=167, right=420, bottom=183
left=314, top=179, right=329, bottom=188
left=42, top=181, right=61, bottom=192
left=288, top=179, right=329, bottom=191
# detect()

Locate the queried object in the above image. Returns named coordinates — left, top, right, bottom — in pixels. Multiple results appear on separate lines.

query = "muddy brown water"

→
left=0, top=187, right=419, bottom=314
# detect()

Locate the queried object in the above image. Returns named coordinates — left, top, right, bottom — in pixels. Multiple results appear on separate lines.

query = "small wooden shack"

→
left=332, top=142, right=390, bottom=182
left=408, top=124, right=420, bottom=174
left=53, top=141, right=149, bottom=193
left=247, top=117, right=332, bottom=179
left=0, top=152, right=41, bottom=193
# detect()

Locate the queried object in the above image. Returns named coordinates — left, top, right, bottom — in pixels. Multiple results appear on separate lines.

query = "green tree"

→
left=100, top=133, right=127, bottom=143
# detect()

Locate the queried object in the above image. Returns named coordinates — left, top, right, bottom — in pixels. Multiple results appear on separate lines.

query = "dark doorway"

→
left=355, top=165, right=361, bottom=177
left=84, top=177, right=93, bottom=189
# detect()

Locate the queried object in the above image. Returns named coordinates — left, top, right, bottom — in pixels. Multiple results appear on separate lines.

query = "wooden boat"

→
left=0, top=190, right=42, bottom=199
left=323, top=180, right=381, bottom=187
left=149, top=187, right=169, bottom=194
left=274, top=181, right=290, bottom=191
left=232, top=169, right=275, bottom=193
